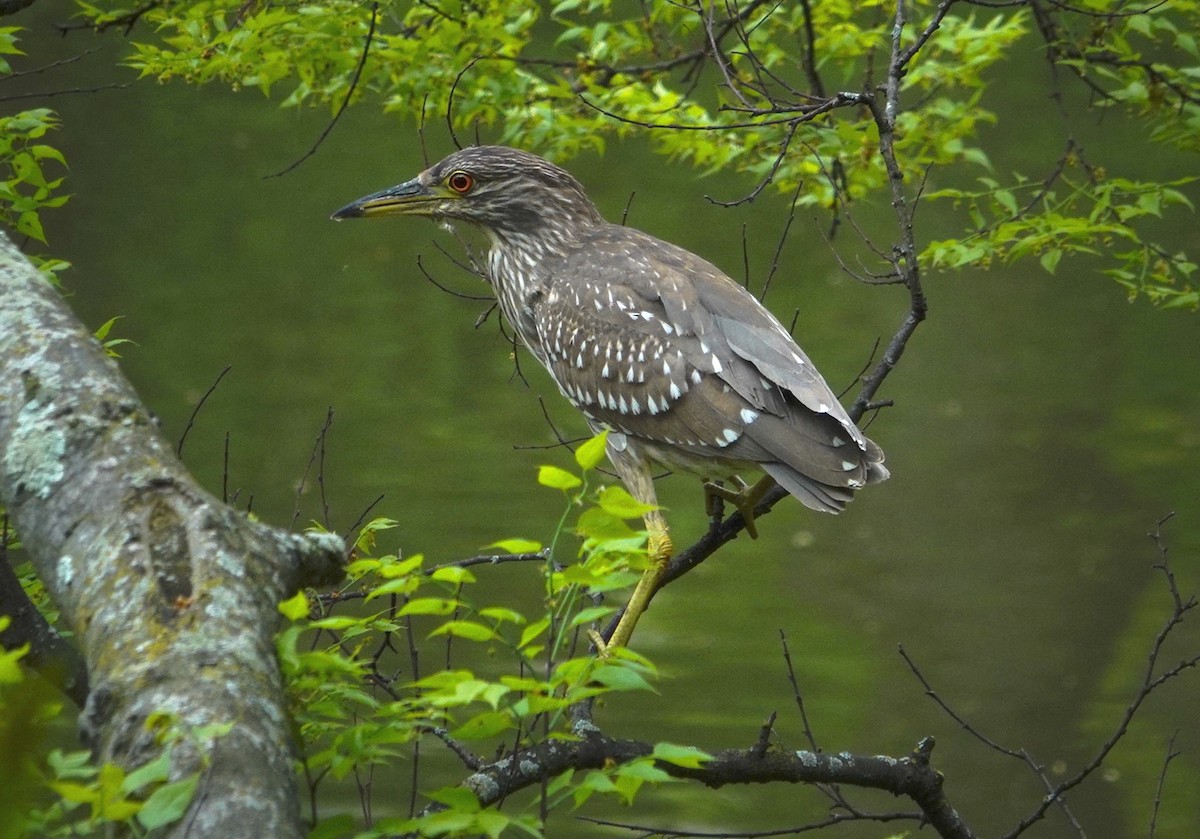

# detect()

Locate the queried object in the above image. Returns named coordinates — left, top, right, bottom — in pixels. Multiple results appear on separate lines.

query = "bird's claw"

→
left=704, top=476, right=775, bottom=539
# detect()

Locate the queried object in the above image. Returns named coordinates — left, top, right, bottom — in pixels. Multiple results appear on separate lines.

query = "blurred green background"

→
left=5, top=5, right=1199, bottom=838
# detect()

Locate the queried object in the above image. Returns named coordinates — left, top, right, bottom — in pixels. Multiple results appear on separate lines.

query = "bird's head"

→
left=331, top=145, right=603, bottom=243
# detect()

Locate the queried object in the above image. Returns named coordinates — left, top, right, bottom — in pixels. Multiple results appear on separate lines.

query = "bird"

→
left=332, top=145, right=888, bottom=651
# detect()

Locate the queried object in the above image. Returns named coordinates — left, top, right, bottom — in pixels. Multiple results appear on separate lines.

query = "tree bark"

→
left=0, top=233, right=345, bottom=838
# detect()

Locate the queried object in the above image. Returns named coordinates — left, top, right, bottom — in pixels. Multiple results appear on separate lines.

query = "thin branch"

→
left=176, top=365, right=232, bottom=458
left=796, top=0, right=825, bottom=97
left=0, top=82, right=131, bottom=103
left=265, top=3, right=378, bottom=179
left=54, top=1, right=159, bottom=34
left=291, top=408, right=335, bottom=530
left=705, top=121, right=798, bottom=208
left=1146, top=730, right=1180, bottom=839
left=316, top=406, right=333, bottom=530
left=898, top=0, right=958, bottom=70
left=445, top=57, right=482, bottom=150
left=427, top=726, right=484, bottom=771
left=757, top=177, right=802, bottom=304
left=415, top=254, right=492, bottom=301
left=779, top=631, right=819, bottom=754
left=343, top=493, right=386, bottom=544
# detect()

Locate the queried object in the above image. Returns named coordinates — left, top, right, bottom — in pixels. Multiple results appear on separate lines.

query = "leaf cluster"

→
left=0, top=668, right=210, bottom=839
left=0, top=49, right=72, bottom=281
left=277, top=435, right=694, bottom=837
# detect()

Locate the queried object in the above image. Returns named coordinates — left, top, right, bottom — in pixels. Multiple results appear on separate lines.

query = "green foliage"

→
left=70, top=0, right=1197, bottom=307
left=274, top=435, right=687, bottom=836
left=924, top=172, right=1198, bottom=307
left=0, top=671, right=207, bottom=839
left=0, top=616, right=29, bottom=684
left=93, top=316, right=138, bottom=358
left=0, top=99, right=72, bottom=280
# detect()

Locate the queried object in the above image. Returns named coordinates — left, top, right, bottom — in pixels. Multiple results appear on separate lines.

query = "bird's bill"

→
left=330, top=178, right=438, bottom=220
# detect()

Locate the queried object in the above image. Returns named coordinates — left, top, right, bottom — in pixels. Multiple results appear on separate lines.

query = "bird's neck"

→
left=484, top=217, right=598, bottom=297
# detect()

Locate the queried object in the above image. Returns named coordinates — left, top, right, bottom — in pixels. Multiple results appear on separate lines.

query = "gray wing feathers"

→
left=541, top=225, right=887, bottom=513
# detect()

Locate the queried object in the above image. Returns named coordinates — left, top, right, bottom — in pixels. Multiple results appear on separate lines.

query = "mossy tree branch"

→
left=0, top=232, right=346, bottom=838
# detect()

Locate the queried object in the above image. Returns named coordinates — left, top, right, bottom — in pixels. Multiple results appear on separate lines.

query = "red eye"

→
left=447, top=171, right=474, bottom=194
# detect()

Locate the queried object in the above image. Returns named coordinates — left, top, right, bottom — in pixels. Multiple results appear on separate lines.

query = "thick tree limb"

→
left=446, top=721, right=974, bottom=839
left=0, top=233, right=346, bottom=838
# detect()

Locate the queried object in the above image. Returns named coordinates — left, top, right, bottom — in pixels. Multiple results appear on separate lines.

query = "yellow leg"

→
left=595, top=440, right=677, bottom=653
left=601, top=515, right=672, bottom=653
left=703, top=474, right=776, bottom=539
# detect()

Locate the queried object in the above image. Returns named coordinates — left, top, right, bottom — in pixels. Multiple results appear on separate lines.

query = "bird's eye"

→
left=447, top=171, right=475, bottom=194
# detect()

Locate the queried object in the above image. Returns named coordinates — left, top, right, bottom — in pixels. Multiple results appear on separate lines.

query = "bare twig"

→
left=291, top=408, right=335, bottom=530
left=1147, top=730, right=1180, bottom=839
left=177, top=365, right=232, bottom=458
left=266, top=3, right=378, bottom=179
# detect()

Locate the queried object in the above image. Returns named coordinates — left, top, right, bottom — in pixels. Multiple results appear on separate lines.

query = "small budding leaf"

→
left=93, top=316, right=121, bottom=341
left=574, top=430, right=609, bottom=471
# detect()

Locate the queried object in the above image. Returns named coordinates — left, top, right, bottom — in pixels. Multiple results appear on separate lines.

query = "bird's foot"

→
left=647, top=528, right=673, bottom=563
left=704, top=475, right=776, bottom=539
left=588, top=629, right=612, bottom=657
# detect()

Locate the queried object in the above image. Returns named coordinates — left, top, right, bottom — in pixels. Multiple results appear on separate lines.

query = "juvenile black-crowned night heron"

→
left=332, top=146, right=887, bottom=651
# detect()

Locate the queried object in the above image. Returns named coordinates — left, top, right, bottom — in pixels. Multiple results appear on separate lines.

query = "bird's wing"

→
left=530, top=226, right=881, bottom=501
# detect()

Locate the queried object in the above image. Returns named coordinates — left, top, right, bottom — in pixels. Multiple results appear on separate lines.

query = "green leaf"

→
left=568, top=605, right=617, bottom=628
left=136, top=774, right=198, bottom=829
left=518, top=617, right=550, bottom=649
left=365, top=575, right=420, bottom=600
left=538, top=464, right=582, bottom=491
left=121, top=752, right=171, bottom=793
left=651, top=743, right=712, bottom=768
left=93, top=315, right=122, bottom=341
left=574, top=430, right=608, bottom=471
left=277, top=591, right=310, bottom=621
left=49, top=780, right=98, bottom=805
left=397, top=597, right=459, bottom=616
left=576, top=507, right=638, bottom=540
left=429, top=565, right=477, bottom=584
left=424, top=786, right=480, bottom=812
left=429, top=620, right=497, bottom=642
left=478, top=606, right=526, bottom=624
left=591, top=663, right=657, bottom=693
left=48, top=749, right=94, bottom=781
left=597, top=485, right=656, bottom=519
left=0, top=633, right=27, bottom=683
left=487, top=537, right=542, bottom=554
left=353, top=517, right=399, bottom=553
left=95, top=763, right=142, bottom=821
left=1039, top=248, right=1063, bottom=274
left=473, top=810, right=514, bottom=839
left=450, top=710, right=513, bottom=740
